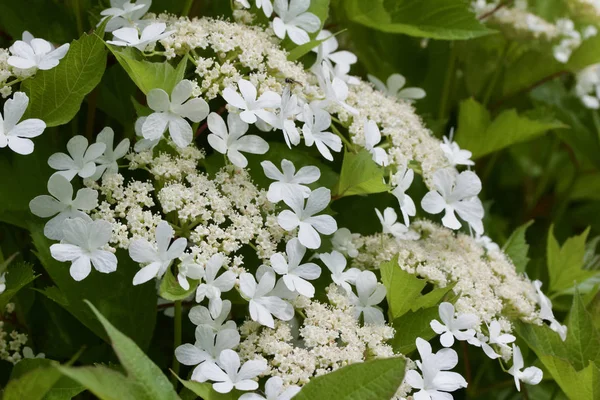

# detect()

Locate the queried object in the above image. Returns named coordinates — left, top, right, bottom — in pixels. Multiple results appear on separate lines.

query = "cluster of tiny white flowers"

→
left=0, top=304, right=30, bottom=364
left=0, top=49, right=15, bottom=98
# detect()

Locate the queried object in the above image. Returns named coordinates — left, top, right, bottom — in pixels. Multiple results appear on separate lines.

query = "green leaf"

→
left=57, top=365, right=151, bottom=400
left=293, top=357, right=406, bottom=400
left=380, top=257, right=425, bottom=319
left=3, top=364, right=63, bottom=400
left=390, top=307, right=438, bottom=354
left=0, top=262, right=36, bottom=310
left=9, top=359, right=85, bottom=400
left=502, top=220, right=534, bottom=273
left=410, top=283, right=456, bottom=311
left=84, top=301, right=180, bottom=400
left=173, top=374, right=239, bottom=400
left=335, top=150, right=389, bottom=198
left=0, top=0, right=77, bottom=43
left=159, top=267, right=198, bottom=301
left=22, top=30, right=107, bottom=127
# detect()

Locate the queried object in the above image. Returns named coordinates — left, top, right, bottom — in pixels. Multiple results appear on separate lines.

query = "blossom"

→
left=207, top=112, right=268, bottom=168
left=347, top=270, right=386, bottom=325
left=430, top=302, right=477, bottom=347
left=100, top=0, right=152, bottom=32
left=477, top=320, right=516, bottom=359
left=331, top=228, right=360, bottom=258
left=375, top=207, right=416, bottom=240
left=48, top=135, right=106, bottom=181
left=141, top=79, right=210, bottom=148
left=272, top=0, right=321, bottom=45
left=508, top=344, right=543, bottom=391
left=440, top=134, right=474, bottom=167
left=0, top=273, right=6, bottom=294
left=195, top=254, right=236, bottom=315
left=270, top=238, right=321, bottom=297
left=239, top=376, right=301, bottom=400
left=368, top=73, right=426, bottom=101
left=199, top=349, right=268, bottom=393
left=301, top=104, right=342, bottom=161
left=222, top=79, right=281, bottom=124
left=91, top=127, right=130, bottom=180
left=475, top=233, right=500, bottom=253
left=239, top=269, right=294, bottom=328
left=189, top=300, right=237, bottom=332
left=261, top=159, right=320, bottom=203
left=312, top=30, right=357, bottom=71
left=319, top=250, right=360, bottom=293
left=256, top=0, right=274, bottom=17
left=277, top=187, right=337, bottom=249
left=177, top=253, right=205, bottom=290
left=29, top=174, right=97, bottom=240
left=128, top=220, right=187, bottom=285
left=260, top=87, right=301, bottom=147
left=8, top=35, right=69, bottom=71
left=133, top=116, right=159, bottom=152
left=421, top=168, right=484, bottom=234
left=533, top=280, right=567, bottom=341
left=107, top=22, right=173, bottom=51
left=391, top=163, right=416, bottom=226
left=363, top=119, right=388, bottom=166
left=50, top=218, right=117, bottom=281
left=0, top=92, right=46, bottom=155
left=314, top=62, right=358, bottom=114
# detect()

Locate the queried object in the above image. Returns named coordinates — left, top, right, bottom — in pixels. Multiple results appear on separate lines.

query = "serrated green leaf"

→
left=57, top=365, right=151, bottom=400
left=410, top=283, right=456, bottom=312
left=502, top=220, right=534, bottom=273
left=159, top=267, right=198, bottom=301
left=390, top=307, right=438, bottom=354
left=0, top=262, right=37, bottom=310
left=380, top=257, right=426, bottom=319
left=335, top=150, right=389, bottom=198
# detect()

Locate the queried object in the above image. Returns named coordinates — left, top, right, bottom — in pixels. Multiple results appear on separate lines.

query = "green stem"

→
left=331, top=123, right=354, bottom=151
left=170, top=300, right=183, bottom=385
left=72, top=0, right=84, bottom=36
left=182, top=0, right=195, bottom=16
left=438, top=42, right=457, bottom=122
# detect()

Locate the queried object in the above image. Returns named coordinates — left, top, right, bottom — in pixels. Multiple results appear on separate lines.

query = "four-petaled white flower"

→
left=363, top=119, right=388, bottom=166
left=107, top=22, right=173, bottom=51
left=533, top=280, right=567, bottom=341
left=421, top=168, right=484, bottom=234
left=319, top=250, right=360, bottom=293
left=207, top=112, right=269, bottom=168
left=261, top=87, right=302, bottom=147
left=48, top=135, right=106, bottom=181
left=222, top=79, right=281, bottom=125
left=270, top=238, right=321, bottom=298
left=199, top=349, right=268, bottom=393
left=440, top=134, right=474, bottom=167
left=189, top=300, right=237, bottom=332
left=261, top=159, right=320, bottom=203
left=368, top=73, right=426, bottom=101
left=0, top=92, right=46, bottom=155
left=302, top=104, right=342, bottom=161
left=50, top=218, right=117, bottom=281
left=375, top=207, right=417, bottom=241
left=141, top=79, right=209, bottom=148
left=348, top=270, right=386, bottom=325
left=272, top=0, right=321, bottom=45
left=8, top=35, right=69, bottom=72
left=331, top=228, right=360, bottom=258
left=508, top=344, right=543, bottom=391
left=29, top=174, right=97, bottom=240
left=100, top=0, right=152, bottom=32
left=278, top=187, right=337, bottom=249
left=239, top=376, right=301, bottom=400
left=312, top=30, right=357, bottom=72
left=177, top=253, right=205, bottom=290
left=476, top=320, right=516, bottom=359
left=314, top=62, right=358, bottom=114
left=430, top=302, right=478, bottom=347
left=128, top=220, right=187, bottom=285
left=91, top=127, right=130, bottom=180
left=239, top=269, right=294, bottom=328
left=195, top=254, right=236, bottom=315
left=391, top=163, right=416, bottom=226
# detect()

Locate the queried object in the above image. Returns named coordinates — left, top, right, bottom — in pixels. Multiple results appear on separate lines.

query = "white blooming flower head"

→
left=50, top=218, right=117, bottom=281
left=440, top=134, right=475, bottom=167
left=133, top=116, right=159, bottom=152
left=207, top=112, right=269, bottom=168
left=391, top=162, right=416, bottom=226
left=0, top=92, right=46, bottom=155
left=312, top=30, right=357, bottom=71
left=532, top=280, right=567, bottom=341
left=508, top=344, right=543, bottom=391
left=189, top=299, right=237, bottom=332
left=575, top=64, right=600, bottom=109
left=277, top=187, right=337, bottom=249
left=430, top=302, right=478, bottom=347
left=29, top=174, right=98, bottom=240
left=272, top=0, right=321, bottom=45
left=199, top=349, right=268, bottom=394
left=107, top=22, right=174, bottom=51
left=142, top=79, right=209, bottom=148
left=100, top=0, right=152, bottom=32
left=314, top=62, right=358, bottom=115
left=474, top=233, right=500, bottom=253
left=421, top=168, right=485, bottom=234
left=90, top=127, right=130, bottom=180
left=364, top=119, right=389, bottom=166
left=256, top=0, right=274, bottom=17
left=368, top=73, right=426, bottom=101
left=239, top=269, right=294, bottom=328
left=129, top=220, right=187, bottom=286
left=375, top=207, right=417, bottom=241
left=222, top=79, right=281, bottom=125
left=301, top=104, right=342, bottom=161
left=48, top=135, right=106, bottom=181
left=478, top=320, right=516, bottom=359
left=260, top=87, right=301, bottom=147
left=239, top=376, right=301, bottom=400
left=347, top=270, right=387, bottom=325
left=177, top=253, right=205, bottom=290
left=331, top=227, right=360, bottom=258
left=270, top=238, right=321, bottom=297
left=195, top=254, right=236, bottom=315
left=261, top=159, right=320, bottom=203
left=319, top=250, right=360, bottom=293
left=8, top=35, right=69, bottom=72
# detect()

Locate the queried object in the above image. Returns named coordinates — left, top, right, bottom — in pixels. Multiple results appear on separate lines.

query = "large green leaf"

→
left=0, top=262, right=36, bottom=310
left=390, top=307, right=438, bottom=354
left=3, top=364, right=63, bottom=400
left=8, top=359, right=85, bottom=400
left=57, top=365, right=151, bottom=400
left=502, top=220, right=534, bottom=273
left=334, top=150, right=389, bottom=198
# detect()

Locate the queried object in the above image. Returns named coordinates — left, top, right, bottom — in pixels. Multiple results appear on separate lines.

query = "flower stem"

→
left=182, top=0, right=195, bottom=16
left=170, top=300, right=183, bottom=385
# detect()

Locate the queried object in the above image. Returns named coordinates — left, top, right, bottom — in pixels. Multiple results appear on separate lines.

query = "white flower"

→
left=239, top=376, right=301, bottom=400
left=363, top=119, right=388, bottom=166
left=575, top=64, right=600, bottom=109
left=22, top=346, right=45, bottom=360
left=391, top=163, right=416, bottom=226
left=314, top=62, right=358, bottom=114
left=222, top=79, right=281, bottom=125
left=107, top=22, right=173, bottom=51
left=272, top=0, right=321, bottom=45
left=189, top=300, right=237, bottom=332
left=508, top=344, right=543, bottom=391
left=100, top=0, right=152, bottom=32
left=8, top=36, right=69, bottom=71
left=91, top=127, right=130, bottom=180
left=0, top=92, right=46, bottom=155
left=50, top=218, right=117, bottom=281
left=128, top=220, right=187, bottom=285
left=331, top=228, right=360, bottom=258
left=256, top=0, right=274, bottom=17
left=368, top=73, right=426, bottom=101
left=239, top=269, right=294, bottom=328
left=430, top=302, right=477, bottom=347
left=440, top=134, right=474, bottom=167
left=261, top=159, right=320, bottom=203
left=348, top=270, right=386, bottom=325
left=375, top=207, right=417, bottom=241
left=177, top=253, right=205, bottom=290
left=207, top=112, right=269, bottom=168
left=312, top=30, right=357, bottom=71
left=48, top=135, right=106, bottom=181
left=133, top=116, right=159, bottom=152
left=195, top=254, right=236, bottom=315
left=0, top=273, right=6, bottom=294
left=421, top=168, right=484, bottom=234
left=141, top=79, right=209, bottom=148
left=277, top=187, right=337, bottom=249
left=474, top=233, right=500, bottom=253
left=270, top=238, right=321, bottom=298
left=319, top=250, right=360, bottom=293
left=260, top=87, right=301, bottom=147
left=477, top=320, right=516, bottom=359
left=199, top=349, right=268, bottom=394
left=533, top=280, right=567, bottom=341
left=301, top=104, right=342, bottom=161
left=29, top=174, right=97, bottom=240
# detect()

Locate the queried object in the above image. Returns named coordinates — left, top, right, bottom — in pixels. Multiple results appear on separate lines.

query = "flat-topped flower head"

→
left=199, top=349, right=268, bottom=393
left=107, top=22, right=173, bottom=51
left=239, top=269, right=294, bottom=328
left=100, top=0, right=152, bottom=32
left=189, top=300, right=237, bottom=332
left=348, top=270, right=387, bottom=325
left=50, top=218, right=117, bottom=281
left=430, top=302, right=478, bottom=347
left=195, top=254, right=236, bottom=315
left=0, top=92, right=46, bottom=155
left=391, top=163, right=416, bottom=226
left=272, top=0, right=321, bottom=45
left=319, top=250, right=360, bottom=293
left=301, top=104, right=342, bottom=161
left=48, top=135, right=106, bottom=181
left=222, top=79, right=281, bottom=125
left=261, top=159, right=320, bottom=203
left=8, top=35, right=69, bottom=72
left=508, top=344, right=543, bottom=391
left=141, top=79, right=209, bottom=148
left=364, top=119, right=388, bottom=166
left=91, top=127, right=130, bottom=180
left=239, top=376, right=301, bottom=400
left=270, top=238, right=321, bottom=297
left=368, top=73, right=426, bottom=101
left=440, top=134, right=474, bottom=167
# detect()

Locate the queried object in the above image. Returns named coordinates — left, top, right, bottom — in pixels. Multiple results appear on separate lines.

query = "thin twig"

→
left=490, top=70, right=569, bottom=110
left=195, top=105, right=226, bottom=138
left=478, top=1, right=511, bottom=21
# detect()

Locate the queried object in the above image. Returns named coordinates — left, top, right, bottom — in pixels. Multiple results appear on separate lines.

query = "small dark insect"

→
left=285, top=77, right=303, bottom=87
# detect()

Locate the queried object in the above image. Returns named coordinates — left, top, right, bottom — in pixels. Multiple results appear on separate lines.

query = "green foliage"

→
left=159, top=267, right=198, bottom=301
left=334, top=150, right=389, bottom=198
left=390, top=306, right=438, bottom=354
left=502, top=220, right=534, bottom=273
left=0, top=262, right=36, bottom=310
left=174, top=375, right=240, bottom=400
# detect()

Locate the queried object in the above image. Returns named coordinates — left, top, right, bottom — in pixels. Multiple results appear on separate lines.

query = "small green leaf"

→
left=380, top=257, right=426, bottom=319
left=391, top=307, right=438, bottom=354
left=0, top=262, right=37, bottom=310
left=502, top=220, right=534, bottom=273
left=57, top=365, right=151, bottom=400
left=3, top=364, right=63, bottom=400
left=159, top=267, right=198, bottom=301
left=335, top=150, right=389, bottom=198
